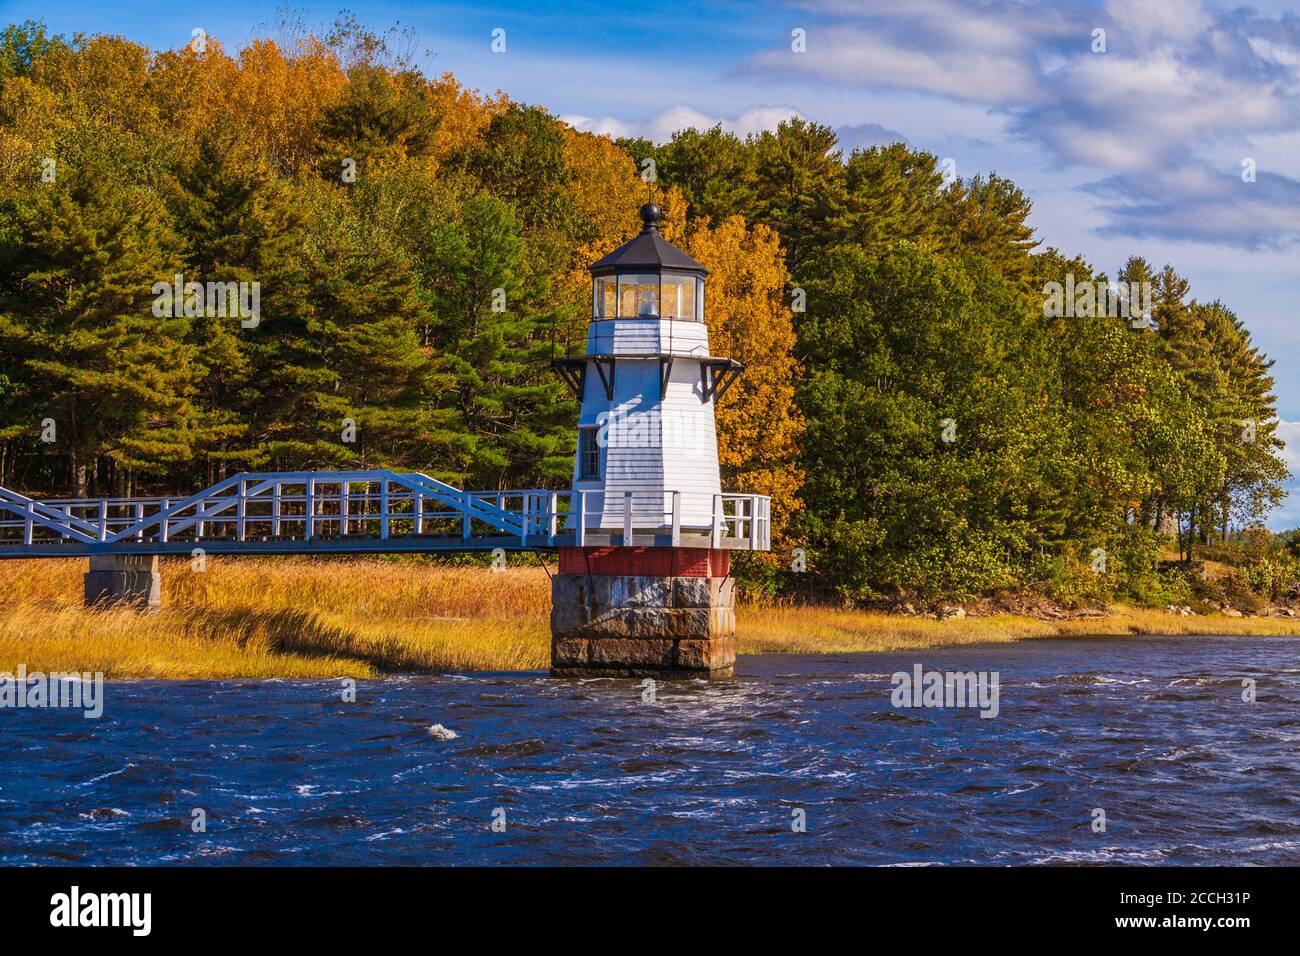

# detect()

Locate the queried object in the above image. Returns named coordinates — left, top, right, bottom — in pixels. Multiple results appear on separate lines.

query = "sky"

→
left=5, top=0, right=1300, bottom=523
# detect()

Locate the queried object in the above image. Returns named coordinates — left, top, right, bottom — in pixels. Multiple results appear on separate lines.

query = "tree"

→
left=831, top=143, right=947, bottom=257
left=424, top=193, right=573, bottom=486
left=939, top=173, right=1039, bottom=292
left=749, top=118, right=844, bottom=275
left=165, top=129, right=312, bottom=480
left=318, top=63, right=436, bottom=174
left=797, top=243, right=1071, bottom=601
left=655, top=125, right=757, bottom=225
left=0, top=167, right=195, bottom=495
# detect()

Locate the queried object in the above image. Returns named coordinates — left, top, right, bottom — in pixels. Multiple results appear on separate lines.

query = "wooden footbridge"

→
left=0, top=470, right=770, bottom=557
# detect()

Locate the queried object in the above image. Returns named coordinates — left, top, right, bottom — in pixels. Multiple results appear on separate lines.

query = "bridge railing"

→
left=0, top=472, right=770, bottom=554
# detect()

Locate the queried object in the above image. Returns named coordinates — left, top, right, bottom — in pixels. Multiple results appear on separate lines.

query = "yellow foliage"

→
left=0, top=77, right=57, bottom=188
left=228, top=39, right=347, bottom=174
left=562, top=126, right=646, bottom=308
left=561, top=126, right=645, bottom=237
left=685, top=215, right=805, bottom=546
left=422, top=72, right=506, bottom=165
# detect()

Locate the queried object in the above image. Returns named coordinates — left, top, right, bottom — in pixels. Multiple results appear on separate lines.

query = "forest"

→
left=0, top=17, right=1292, bottom=609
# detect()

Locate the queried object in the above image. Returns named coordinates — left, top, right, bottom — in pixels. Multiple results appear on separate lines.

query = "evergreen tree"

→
left=0, top=166, right=195, bottom=495
left=749, top=118, right=844, bottom=275
left=831, top=143, right=947, bottom=256
left=425, top=193, right=573, bottom=486
left=655, top=125, right=757, bottom=225
left=165, top=130, right=309, bottom=480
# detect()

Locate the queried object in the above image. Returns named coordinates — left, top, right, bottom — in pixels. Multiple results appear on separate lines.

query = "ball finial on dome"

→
left=639, top=202, right=662, bottom=229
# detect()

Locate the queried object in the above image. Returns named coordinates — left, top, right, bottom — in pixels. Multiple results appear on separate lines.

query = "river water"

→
left=2, top=636, right=1298, bottom=865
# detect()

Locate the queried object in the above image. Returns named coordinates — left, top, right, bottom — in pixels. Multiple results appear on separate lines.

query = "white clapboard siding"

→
left=588, top=319, right=710, bottom=358
left=571, top=314, right=726, bottom=531
left=659, top=359, right=721, bottom=527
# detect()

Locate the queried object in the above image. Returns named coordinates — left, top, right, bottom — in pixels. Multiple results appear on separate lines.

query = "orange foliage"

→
left=561, top=126, right=646, bottom=304
left=422, top=72, right=505, bottom=166
left=227, top=39, right=347, bottom=174
left=686, top=216, right=804, bottom=545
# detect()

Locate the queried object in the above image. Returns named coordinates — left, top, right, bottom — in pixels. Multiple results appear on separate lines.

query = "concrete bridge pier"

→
left=550, top=546, right=735, bottom=679
left=84, top=554, right=161, bottom=610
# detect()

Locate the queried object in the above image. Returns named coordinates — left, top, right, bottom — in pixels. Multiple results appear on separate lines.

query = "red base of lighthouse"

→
left=550, top=547, right=735, bottom=679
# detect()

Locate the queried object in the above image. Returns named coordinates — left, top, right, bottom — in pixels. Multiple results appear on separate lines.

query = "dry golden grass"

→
left=2, top=557, right=1297, bottom=679
left=0, top=557, right=552, bottom=679
left=737, top=603, right=1300, bottom=655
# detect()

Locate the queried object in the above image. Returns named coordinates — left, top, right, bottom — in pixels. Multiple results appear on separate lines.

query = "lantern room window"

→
left=595, top=275, right=617, bottom=319
left=660, top=274, right=696, bottom=320
left=615, top=273, right=658, bottom=318
left=593, top=272, right=705, bottom=321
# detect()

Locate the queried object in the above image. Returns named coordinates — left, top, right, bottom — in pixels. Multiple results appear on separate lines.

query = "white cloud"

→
left=751, top=28, right=1043, bottom=103
left=1274, top=419, right=1300, bottom=475
left=563, top=104, right=803, bottom=143
left=1104, top=0, right=1210, bottom=45
left=747, top=0, right=1300, bottom=247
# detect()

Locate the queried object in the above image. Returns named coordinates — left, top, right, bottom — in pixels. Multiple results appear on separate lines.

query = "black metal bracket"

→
left=552, top=358, right=586, bottom=400
left=658, top=356, right=674, bottom=395
left=701, top=358, right=744, bottom=403
left=593, top=357, right=616, bottom=400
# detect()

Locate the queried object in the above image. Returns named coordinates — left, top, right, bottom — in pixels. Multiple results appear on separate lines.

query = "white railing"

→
left=0, top=472, right=771, bottom=553
left=565, top=490, right=769, bottom=550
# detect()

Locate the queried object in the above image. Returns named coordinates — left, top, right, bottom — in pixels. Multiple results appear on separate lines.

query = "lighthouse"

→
left=550, top=203, right=769, bottom=679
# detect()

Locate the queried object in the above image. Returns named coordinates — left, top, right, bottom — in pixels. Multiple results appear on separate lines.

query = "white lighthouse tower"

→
left=550, top=203, right=763, bottom=680
left=553, top=202, right=743, bottom=535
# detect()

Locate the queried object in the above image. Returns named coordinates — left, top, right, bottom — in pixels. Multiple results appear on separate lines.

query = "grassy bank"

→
left=2, top=557, right=1299, bottom=679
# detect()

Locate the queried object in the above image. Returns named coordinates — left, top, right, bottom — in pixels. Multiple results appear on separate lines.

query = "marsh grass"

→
left=2, top=557, right=1297, bottom=679
left=0, top=557, right=552, bottom=679
left=738, top=603, right=1300, bottom=655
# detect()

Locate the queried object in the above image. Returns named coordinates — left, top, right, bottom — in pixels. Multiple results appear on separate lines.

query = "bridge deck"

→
left=0, top=470, right=770, bottom=558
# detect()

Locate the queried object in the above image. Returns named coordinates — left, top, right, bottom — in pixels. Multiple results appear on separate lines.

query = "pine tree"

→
left=749, top=118, right=844, bottom=276
left=165, top=129, right=310, bottom=481
left=424, top=193, right=573, bottom=487
left=656, top=125, right=757, bottom=225
left=256, top=180, right=459, bottom=475
left=831, top=143, right=947, bottom=256
left=0, top=166, right=196, bottom=495
left=939, top=174, right=1039, bottom=292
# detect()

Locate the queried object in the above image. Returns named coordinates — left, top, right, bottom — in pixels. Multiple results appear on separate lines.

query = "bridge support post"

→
left=550, top=547, right=734, bottom=679
left=84, top=555, right=161, bottom=610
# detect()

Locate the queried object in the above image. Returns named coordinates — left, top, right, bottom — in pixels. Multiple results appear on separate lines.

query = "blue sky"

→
left=6, top=0, right=1300, bottom=523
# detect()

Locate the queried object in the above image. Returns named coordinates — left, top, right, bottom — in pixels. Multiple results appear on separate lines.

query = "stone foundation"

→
left=550, top=547, right=735, bottom=679
left=84, top=554, right=161, bottom=609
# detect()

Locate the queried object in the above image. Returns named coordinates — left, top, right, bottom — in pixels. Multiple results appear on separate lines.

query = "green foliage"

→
left=0, top=20, right=64, bottom=79
left=797, top=244, right=1075, bottom=602
left=0, top=163, right=194, bottom=493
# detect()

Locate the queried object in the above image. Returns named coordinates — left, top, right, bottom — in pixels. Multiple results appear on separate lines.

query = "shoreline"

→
left=2, top=557, right=1298, bottom=680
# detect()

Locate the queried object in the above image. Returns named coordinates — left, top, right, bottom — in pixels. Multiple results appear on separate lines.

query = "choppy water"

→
left=2, top=636, right=1299, bottom=865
